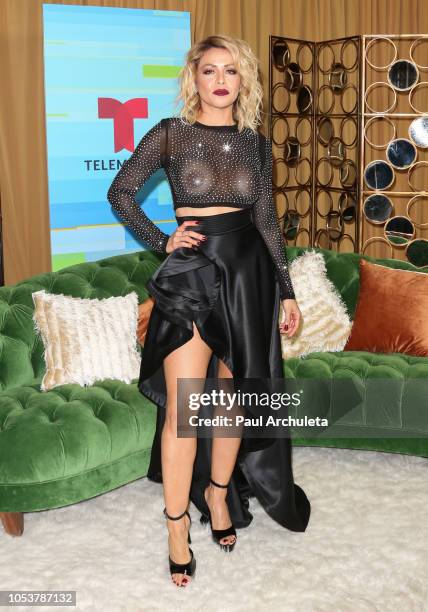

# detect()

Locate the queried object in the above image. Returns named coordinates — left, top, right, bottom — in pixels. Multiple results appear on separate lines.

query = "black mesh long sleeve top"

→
left=106, top=116, right=295, bottom=300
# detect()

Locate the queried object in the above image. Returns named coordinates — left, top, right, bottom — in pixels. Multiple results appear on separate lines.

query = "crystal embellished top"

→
left=107, top=117, right=295, bottom=299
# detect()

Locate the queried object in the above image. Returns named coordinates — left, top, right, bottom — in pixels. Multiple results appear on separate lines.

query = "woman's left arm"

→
left=252, top=135, right=300, bottom=336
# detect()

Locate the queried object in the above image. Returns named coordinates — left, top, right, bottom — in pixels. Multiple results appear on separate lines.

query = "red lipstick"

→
left=213, top=89, right=229, bottom=96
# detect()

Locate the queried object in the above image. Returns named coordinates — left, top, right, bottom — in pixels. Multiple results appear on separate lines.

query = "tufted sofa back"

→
left=286, top=246, right=428, bottom=319
left=0, top=251, right=164, bottom=392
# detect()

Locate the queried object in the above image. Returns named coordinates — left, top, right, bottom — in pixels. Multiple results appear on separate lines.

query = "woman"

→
left=107, top=34, right=311, bottom=588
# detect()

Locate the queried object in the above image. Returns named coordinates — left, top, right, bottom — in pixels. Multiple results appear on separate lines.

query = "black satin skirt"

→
left=138, top=208, right=311, bottom=532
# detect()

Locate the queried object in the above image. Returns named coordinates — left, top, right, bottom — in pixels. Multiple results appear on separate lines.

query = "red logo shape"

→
left=99, top=98, right=149, bottom=153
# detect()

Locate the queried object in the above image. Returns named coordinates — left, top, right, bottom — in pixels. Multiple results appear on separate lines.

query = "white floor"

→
left=2, top=446, right=427, bottom=612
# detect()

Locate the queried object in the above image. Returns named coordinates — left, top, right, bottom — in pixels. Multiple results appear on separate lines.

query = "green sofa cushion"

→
left=0, top=378, right=156, bottom=512
left=285, top=350, right=428, bottom=433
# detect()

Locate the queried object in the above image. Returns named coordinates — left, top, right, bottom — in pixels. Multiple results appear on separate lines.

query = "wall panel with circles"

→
left=360, top=34, right=428, bottom=267
left=270, top=36, right=316, bottom=248
left=269, top=34, right=361, bottom=253
left=269, top=34, right=428, bottom=268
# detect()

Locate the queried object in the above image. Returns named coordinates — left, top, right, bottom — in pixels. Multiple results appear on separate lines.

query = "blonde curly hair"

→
left=173, top=35, right=264, bottom=134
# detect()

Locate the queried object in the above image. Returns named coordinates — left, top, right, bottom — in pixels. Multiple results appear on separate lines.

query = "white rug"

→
left=2, top=446, right=427, bottom=612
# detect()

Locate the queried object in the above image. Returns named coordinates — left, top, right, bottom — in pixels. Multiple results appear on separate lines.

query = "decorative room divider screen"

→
left=269, top=34, right=428, bottom=268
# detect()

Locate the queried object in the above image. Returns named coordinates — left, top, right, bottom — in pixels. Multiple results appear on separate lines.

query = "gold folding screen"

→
left=269, top=34, right=428, bottom=268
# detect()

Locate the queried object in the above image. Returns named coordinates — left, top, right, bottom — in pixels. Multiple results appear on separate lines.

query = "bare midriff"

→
left=175, top=206, right=243, bottom=217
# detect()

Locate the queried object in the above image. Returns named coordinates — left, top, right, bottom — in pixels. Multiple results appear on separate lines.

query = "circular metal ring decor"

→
left=315, top=188, right=333, bottom=218
left=340, top=38, right=359, bottom=72
left=337, top=233, right=356, bottom=251
left=339, top=83, right=359, bottom=114
left=294, top=188, right=312, bottom=217
left=297, top=85, right=313, bottom=113
left=340, top=159, right=357, bottom=188
left=326, top=210, right=343, bottom=241
left=296, top=116, right=312, bottom=147
left=386, top=138, right=417, bottom=170
left=271, top=35, right=428, bottom=260
left=327, top=136, right=346, bottom=167
left=384, top=215, right=415, bottom=247
left=409, top=37, right=428, bottom=70
left=339, top=116, right=358, bottom=148
left=339, top=192, right=356, bottom=222
left=271, top=116, right=290, bottom=146
left=293, top=227, right=311, bottom=246
left=365, top=82, right=397, bottom=114
left=272, top=40, right=291, bottom=71
left=284, top=136, right=301, bottom=167
left=363, top=193, right=394, bottom=224
left=364, top=116, right=396, bottom=149
left=282, top=209, right=300, bottom=240
left=408, top=116, right=428, bottom=148
left=317, top=116, right=335, bottom=146
left=408, top=82, right=428, bottom=114
left=405, top=239, right=428, bottom=268
left=284, top=62, right=303, bottom=91
left=387, top=59, right=419, bottom=91
left=293, top=157, right=312, bottom=186
left=408, top=161, right=428, bottom=192
left=316, top=157, right=335, bottom=187
left=364, top=159, right=395, bottom=190
left=272, top=83, right=291, bottom=114
left=317, top=42, right=336, bottom=74
left=329, top=62, right=348, bottom=91
left=314, top=228, right=331, bottom=249
left=273, top=158, right=290, bottom=190
left=276, top=192, right=291, bottom=220
left=362, top=236, right=394, bottom=258
left=317, top=84, right=335, bottom=114
left=365, top=36, right=397, bottom=70
left=296, top=42, right=313, bottom=73
left=406, top=194, right=428, bottom=228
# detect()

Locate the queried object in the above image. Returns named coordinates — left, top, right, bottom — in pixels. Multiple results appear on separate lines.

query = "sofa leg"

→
left=0, top=512, right=24, bottom=536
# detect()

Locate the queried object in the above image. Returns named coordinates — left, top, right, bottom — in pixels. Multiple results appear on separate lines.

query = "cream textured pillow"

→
left=281, top=251, right=352, bottom=359
left=32, top=290, right=141, bottom=391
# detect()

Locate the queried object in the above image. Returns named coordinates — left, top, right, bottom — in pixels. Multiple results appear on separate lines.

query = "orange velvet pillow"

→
left=344, top=258, right=428, bottom=357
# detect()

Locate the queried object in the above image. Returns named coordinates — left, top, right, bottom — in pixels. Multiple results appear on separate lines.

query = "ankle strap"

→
left=163, top=507, right=190, bottom=521
left=210, top=477, right=229, bottom=488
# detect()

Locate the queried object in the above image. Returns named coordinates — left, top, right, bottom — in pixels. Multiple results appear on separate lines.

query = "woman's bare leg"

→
left=162, top=322, right=212, bottom=586
left=205, top=358, right=241, bottom=546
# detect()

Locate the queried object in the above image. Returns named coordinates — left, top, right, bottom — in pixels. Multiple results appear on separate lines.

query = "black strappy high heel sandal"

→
left=163, top=507, right=196, bottom=585
left=200, top=477, right=237, bottom=552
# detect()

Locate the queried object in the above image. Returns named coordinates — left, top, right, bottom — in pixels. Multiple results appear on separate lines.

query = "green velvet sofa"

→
left=0, top=246, right=427, bottom=537
left=285, top=246, right=428, bottom=460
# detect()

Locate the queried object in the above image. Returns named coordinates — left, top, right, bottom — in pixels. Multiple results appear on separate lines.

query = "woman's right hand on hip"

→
left=165, top=220, right=207, bottom=253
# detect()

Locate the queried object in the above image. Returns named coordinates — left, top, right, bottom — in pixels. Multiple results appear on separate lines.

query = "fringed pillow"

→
left=281, top=251, right=352, bottom=359
left=32, top=290, right=141, bottom=391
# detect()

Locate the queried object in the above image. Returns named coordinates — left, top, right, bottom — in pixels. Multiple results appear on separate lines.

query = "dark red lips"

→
left=213, top=89, right=229, bottom=96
